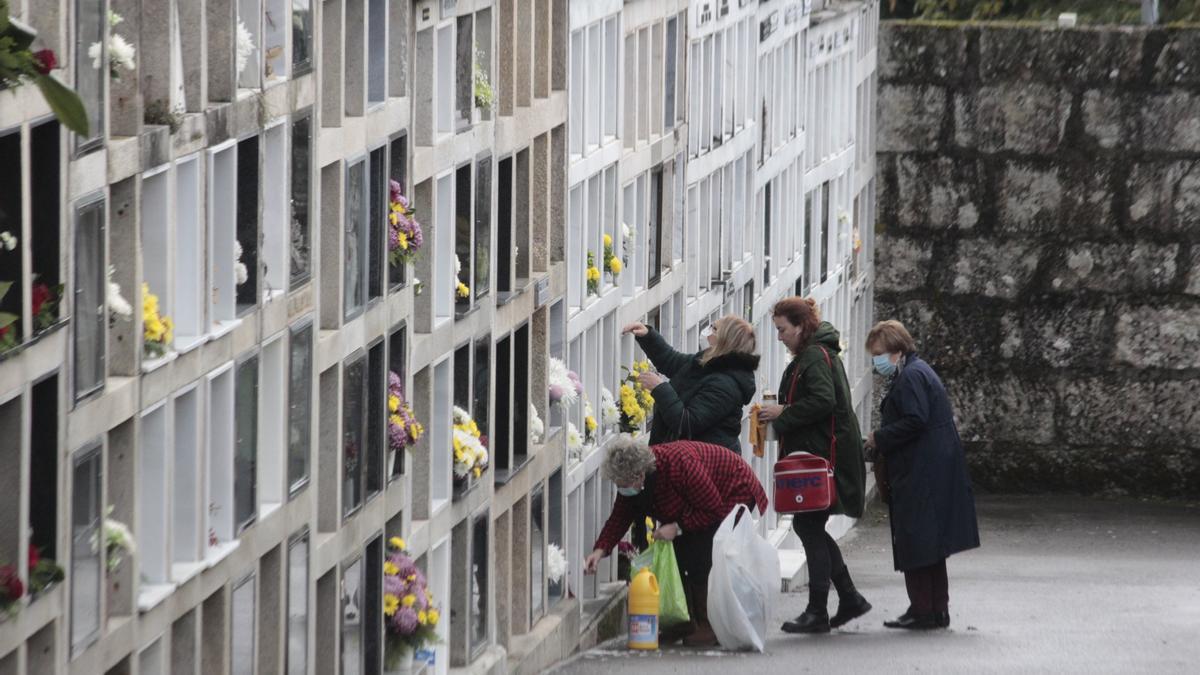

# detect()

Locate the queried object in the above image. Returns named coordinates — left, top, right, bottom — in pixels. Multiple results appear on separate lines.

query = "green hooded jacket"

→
left=636, top=328, right=759, bottom=454
left=772, top=322, right=866, bottom=518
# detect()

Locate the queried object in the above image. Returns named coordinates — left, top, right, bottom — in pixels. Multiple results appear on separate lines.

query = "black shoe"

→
left=935, top=610, right=950, bottom=628
left=830, top=592, right=873, bottom=628
left=884, top=611, right=939, bottom=630
left=781, top=610, right=831, bottom=634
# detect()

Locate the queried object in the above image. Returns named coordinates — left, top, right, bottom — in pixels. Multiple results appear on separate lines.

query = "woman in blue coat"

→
left=865, top=320, right=980, bottom=630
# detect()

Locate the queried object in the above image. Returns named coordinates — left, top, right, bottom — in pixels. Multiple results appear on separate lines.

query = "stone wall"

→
left=875, top=21, right=1200, bottom=498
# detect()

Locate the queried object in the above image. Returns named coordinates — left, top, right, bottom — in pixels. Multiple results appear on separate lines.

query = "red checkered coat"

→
left=592, top=440, right=769, bottom=553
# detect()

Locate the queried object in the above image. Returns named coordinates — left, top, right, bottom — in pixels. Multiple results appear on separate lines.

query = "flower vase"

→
left=387, top=450, right=397, bottom=479
left=452, top=474, right=471, bottom=501
left=384, top=647, right=415, bottom=675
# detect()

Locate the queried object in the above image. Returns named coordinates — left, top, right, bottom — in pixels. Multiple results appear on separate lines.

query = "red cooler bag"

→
left=773, top=453, right=835, bottom=513
left=772, top=346, right=838, bottom=514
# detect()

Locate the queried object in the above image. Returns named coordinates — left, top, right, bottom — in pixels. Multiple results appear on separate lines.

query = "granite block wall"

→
left=876, top=21, right=1200, bottom=498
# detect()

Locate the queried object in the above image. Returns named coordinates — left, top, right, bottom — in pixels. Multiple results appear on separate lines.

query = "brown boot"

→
left=681, top=582, right=718, bottom=648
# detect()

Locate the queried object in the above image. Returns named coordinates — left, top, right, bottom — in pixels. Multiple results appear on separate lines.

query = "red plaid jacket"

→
left=592, top=440, right=769, bottom=553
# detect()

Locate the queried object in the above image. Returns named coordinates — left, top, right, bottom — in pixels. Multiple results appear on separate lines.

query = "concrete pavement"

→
left=550, top=495, right=1200, bottom=674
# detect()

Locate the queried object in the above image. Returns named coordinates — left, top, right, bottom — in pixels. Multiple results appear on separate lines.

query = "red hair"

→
left=772, top=296, right=821, bottom=346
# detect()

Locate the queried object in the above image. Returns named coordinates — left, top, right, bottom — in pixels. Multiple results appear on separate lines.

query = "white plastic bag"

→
left=707, top=504, right=781, bottom=652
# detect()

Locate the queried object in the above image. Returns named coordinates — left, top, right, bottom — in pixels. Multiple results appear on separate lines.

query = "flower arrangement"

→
left=452, top=406, right=489, bottom=480
left=617, top=361, right=655, bottom=433
left=31, top=281, right=62, bottom=332
left=0, top=6, right=88, bottom=135
left=89, top=11, right=135, bottom=79
left=600, top=388, right=620, bottom=427
left=236, top=18, right=255, bottom=77
left=529, top=403, right=544, bottom=444
left=388, top=180, right=424, bottom=268
left=388, top=371, right=424, bottom=454
left=383, top=537, right=440, bottom=669
left=234, top=240, right=249, bottom=286
left=621, top=222, right=634, bottom=259
left=548, top=357, right=582, bottom=409
left=0, top=563, right=22, bottom=619
left=103, top=508, right=136, bottom=574
left=585, top=251, right=600, bottom=296
left=454, top=254, right=470, bottom=299
left=26, top=544, right=63, bottom=596
left=602, top=234, right=622, bottom=278
left=0, top=281, right=18, bottom=352
left=546, top=543, right=567, bottom=584
left=0, top=230, right=15, bottom=250
left=142, top=283, right=173, bottom=358
left=107, top=266, right=133, bottom=326
left=473, top=48, right=494, bottom=111
left=583, top=399, right=598, bottom=445
left=565, top=421, right=583, bottom=461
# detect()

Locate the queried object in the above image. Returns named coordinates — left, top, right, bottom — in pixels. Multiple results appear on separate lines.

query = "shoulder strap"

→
left=818, top=346, right=837, bottom=472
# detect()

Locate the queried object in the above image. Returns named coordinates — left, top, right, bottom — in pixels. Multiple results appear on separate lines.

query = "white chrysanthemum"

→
left=529, top=403, right=544, bottom=443
left=566, top=422, right=582, bottom=453
left=109, top=33, right=136, bottom=71
left=601, top=388, right=620, bottom=426
left=548, top=357, right=579, bottom=408
left=89, top=41, right=104, bottom=71
left=0, top=231, right=17, bottom=251
left=584, top=399, right=594, bottom=422
left=546, top=543, right=567, bottom=584
left=234, top=240, right=248, bottom=285
left=108, top=281, right=132, bottom=318
left=236, top=19, right=256, bottom=76
left=454, top=254, right=462, bottom=276
left=452, top=405, right=472, bottom=425
left=104, top=516, right=136, bottom=572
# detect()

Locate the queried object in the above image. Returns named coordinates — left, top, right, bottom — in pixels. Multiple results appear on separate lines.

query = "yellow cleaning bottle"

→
left=628, top=566, right=660, bottom=650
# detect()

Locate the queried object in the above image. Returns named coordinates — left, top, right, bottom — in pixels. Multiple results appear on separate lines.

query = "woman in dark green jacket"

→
left=758, top=297, right=870, bottom=634
left=622, top=316, right=760, bottom=454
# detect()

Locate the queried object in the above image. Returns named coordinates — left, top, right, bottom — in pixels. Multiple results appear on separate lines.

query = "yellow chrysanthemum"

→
left=162, top=316, right=173, bottom=344
left=390, top=212, right=399, bottom=225
left=389, top=394, right=400, bottom=413
left=608, top=257, right=623, bottom=274
left=406, top=574, right=417, bottom=582
left=399, top=232, right=409, bottom=249
left=389, top=536, right=406, bottom=550
left=456, top=281, right=470, bottom=298
left=384, top=561, right=399, bottom=576
left=585, top=416, right=597, bottom=433
left=418, top=610, right=429, bottom=624
left=384, top=594, right=400, bottom=616
left=603, top=233, right=613, bottom=247
left=402, top=594, right=417, bottom=608
left=427, top=609, right=440, bottom=625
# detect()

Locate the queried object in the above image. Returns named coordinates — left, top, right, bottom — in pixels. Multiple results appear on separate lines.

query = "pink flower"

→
left=33, top=49, right=57, bottom=75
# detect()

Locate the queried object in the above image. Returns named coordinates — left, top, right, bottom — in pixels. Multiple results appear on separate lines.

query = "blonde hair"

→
left=700, top=315, right=758, bottom=366
left=866, top=320, right=917, bottom=354
left=602, top=436, right=656, bottom=484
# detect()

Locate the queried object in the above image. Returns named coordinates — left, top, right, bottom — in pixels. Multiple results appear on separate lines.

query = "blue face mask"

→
left=873, top=354, right=897, bottom=376
left=617, top=486, right=641, bottom=497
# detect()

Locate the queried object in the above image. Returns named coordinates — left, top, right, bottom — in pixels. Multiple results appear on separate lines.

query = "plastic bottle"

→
left=627, top=566, right=660, bottom=650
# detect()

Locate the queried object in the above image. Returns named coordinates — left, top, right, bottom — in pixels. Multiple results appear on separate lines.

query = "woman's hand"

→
left=653, top=523, right=681, bottom=541
left=584, top=549, right=605, bottom=575
left=637, top=371, right=665, bottom=390
left=756, top=403, right=785, bottom=422
left=622, top=322, right=649, bottom=337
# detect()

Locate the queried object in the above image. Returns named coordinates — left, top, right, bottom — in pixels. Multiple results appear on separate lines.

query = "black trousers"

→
left=904, top=559, right=949, bottom=613
left=792, top=510, right=846, bottom=594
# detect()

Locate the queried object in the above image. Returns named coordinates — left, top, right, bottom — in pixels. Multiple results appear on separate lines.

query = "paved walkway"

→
left=551, top=495, right=1200, bottom=674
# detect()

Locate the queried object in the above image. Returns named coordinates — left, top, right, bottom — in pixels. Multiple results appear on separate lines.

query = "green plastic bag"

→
left=632, top=540, right=691, bottom=626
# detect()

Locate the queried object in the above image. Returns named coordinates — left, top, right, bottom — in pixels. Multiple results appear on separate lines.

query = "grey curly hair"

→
left=601, top=436, right=656, bottom=485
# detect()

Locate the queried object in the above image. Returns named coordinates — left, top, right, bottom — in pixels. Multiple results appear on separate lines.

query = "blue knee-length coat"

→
left=874, top=354, right=980, bottom=572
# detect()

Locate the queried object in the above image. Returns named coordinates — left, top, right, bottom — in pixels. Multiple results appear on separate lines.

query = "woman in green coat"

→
left=758, top=296, right=870, bottom=634
left=622, top=315, right=760, bottom=454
